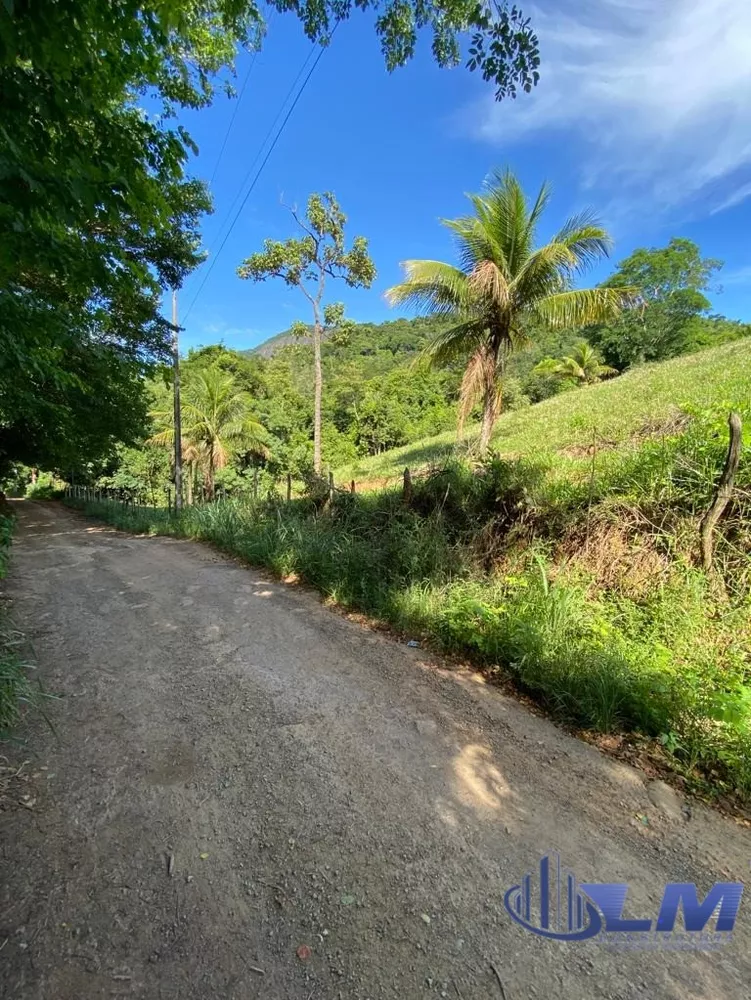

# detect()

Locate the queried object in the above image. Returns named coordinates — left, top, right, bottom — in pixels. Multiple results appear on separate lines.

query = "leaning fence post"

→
left=403, top=466, right=413, bottom=504
left=700, top=411, right=743, bottom=571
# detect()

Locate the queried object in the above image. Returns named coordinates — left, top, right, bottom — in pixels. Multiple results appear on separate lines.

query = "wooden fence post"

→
left=350, top=479, right=356, bottom=494
left=700, top=411, right=743, bottom=571
left=286, top=472, right=292, bottom=502
left=403, top=467, right=413, bottom=504
left=328, top=471, right=334, bottom=502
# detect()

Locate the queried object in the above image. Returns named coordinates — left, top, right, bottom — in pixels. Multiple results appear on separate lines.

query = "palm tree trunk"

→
left=313, top=318, right=323, bottom=475
left=478, top=339, right=503, bottom=455
left=206, top=445, right=215, bottom=502
left=478, top=381, right=497, bottom=454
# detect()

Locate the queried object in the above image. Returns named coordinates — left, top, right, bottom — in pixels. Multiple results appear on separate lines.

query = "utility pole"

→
left=172, top=289, right=183, bottom=511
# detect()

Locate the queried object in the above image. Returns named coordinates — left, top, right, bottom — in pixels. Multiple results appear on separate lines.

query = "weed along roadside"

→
left=0, top=511, right=31, bottom=731
left=66, top=403, right=751, bottom=811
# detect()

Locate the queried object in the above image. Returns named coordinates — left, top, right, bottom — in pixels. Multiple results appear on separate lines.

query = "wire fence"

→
left=65, top=468, right=415, bottom=512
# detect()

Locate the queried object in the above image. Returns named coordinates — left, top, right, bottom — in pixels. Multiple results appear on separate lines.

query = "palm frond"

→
left=457, top=346, right=497, bottom=436
left=385, top=260, right=471, bottom=317
left=533, top=339, right=618, bottom=384
left=510, top=242, right=577, bottom=306
left=525, top=179, right=553, bottom=237
left=482, top=168, right=537, bottom=275
left=423, top=317, right=489, bottom=367
left=554, top=210, right=613, bottom=273
left=530, top=287, right=630, bottom=329
left=467, top=259, right=512, bottom=308
left=145, top=427, right=174, bottom=448
left=443, top=199, right=508, bottom=276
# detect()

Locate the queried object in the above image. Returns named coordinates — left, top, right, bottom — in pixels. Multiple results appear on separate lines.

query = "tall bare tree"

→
left=238, top=193, right=375, bottom=473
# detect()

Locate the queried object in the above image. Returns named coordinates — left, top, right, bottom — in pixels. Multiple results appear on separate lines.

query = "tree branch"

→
left=289, top=203, right=319, bottom=248
left=296, top=277, right=316, bottom=307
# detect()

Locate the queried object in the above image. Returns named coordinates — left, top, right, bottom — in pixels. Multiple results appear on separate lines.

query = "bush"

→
left=25, top=472, right=64, bottom=500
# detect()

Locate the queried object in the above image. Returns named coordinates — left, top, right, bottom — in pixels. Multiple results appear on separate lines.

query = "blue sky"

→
left=173, top=0, right=751, bottom=352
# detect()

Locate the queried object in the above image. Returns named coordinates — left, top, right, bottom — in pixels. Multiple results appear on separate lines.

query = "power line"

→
left=182, top=33, right=335, bottom=324
left=206, top=5, right=277, bottom=188
left=200, top=43, right=317, bottom=263
left=207, top=51, right=259, bottom=188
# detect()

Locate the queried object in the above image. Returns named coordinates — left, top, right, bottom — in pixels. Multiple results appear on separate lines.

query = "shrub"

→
left=25, top=473, right=65, bottom=500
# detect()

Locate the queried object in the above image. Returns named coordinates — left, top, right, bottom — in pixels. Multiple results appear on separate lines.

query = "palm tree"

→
left=386, top=169, right=632, bottom=452
left=149, top=367, right=268, bottom=501
left=533, top=340, right=617, bottom=385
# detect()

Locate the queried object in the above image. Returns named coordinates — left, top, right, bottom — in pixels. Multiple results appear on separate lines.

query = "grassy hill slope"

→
left=335, top=339, right=751, bottom=485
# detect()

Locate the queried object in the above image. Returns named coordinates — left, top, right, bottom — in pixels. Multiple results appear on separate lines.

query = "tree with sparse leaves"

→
left=238, top=194, right=376, bottom=472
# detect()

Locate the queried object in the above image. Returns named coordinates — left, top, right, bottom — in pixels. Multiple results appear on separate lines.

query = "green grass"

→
left=335, top=339, right=751, bottom=485
left=67, top=406, right=751, bottom=806
left=0, top=513, right=42, bottom=733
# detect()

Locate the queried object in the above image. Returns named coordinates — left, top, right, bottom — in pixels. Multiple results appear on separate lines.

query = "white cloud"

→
left=470, top=0, right=751, bottom=214
left=711, top=181, right=751, bottom=215
left=719, top=264, right=751, bottom=285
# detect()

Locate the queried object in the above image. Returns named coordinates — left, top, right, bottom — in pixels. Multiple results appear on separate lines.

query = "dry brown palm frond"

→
left=467, top=259, right=511, bottom=308
left=457, top=346, right=496, bottom=437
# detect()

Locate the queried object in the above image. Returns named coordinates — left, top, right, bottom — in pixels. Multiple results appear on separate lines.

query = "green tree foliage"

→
left=386, top=168, right=629, bottom=452
left=97, top=446, right=173, bottom=506
left=589, top=238, right=724, bottom=369
left=91, top=288, right=750, bottom=499
left=2, top=0, right=537, bottom=478
left=267, top=0, right=540, bottom=99
left=533, top=340, right=617, bottom=387
left=149, top=367, right=267, bottom=501
left=238, top=193, right=376, bottom=472
left=0, top=1, right=263, bottom=474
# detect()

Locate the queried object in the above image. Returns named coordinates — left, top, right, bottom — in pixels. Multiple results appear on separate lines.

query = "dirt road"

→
left=1, top=502, right=749, bottom=999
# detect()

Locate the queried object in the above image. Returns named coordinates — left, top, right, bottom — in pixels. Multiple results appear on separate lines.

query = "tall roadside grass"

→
left=0, top=513, right=41, bottom=733
left=67, top=409, right=751, bottom=804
